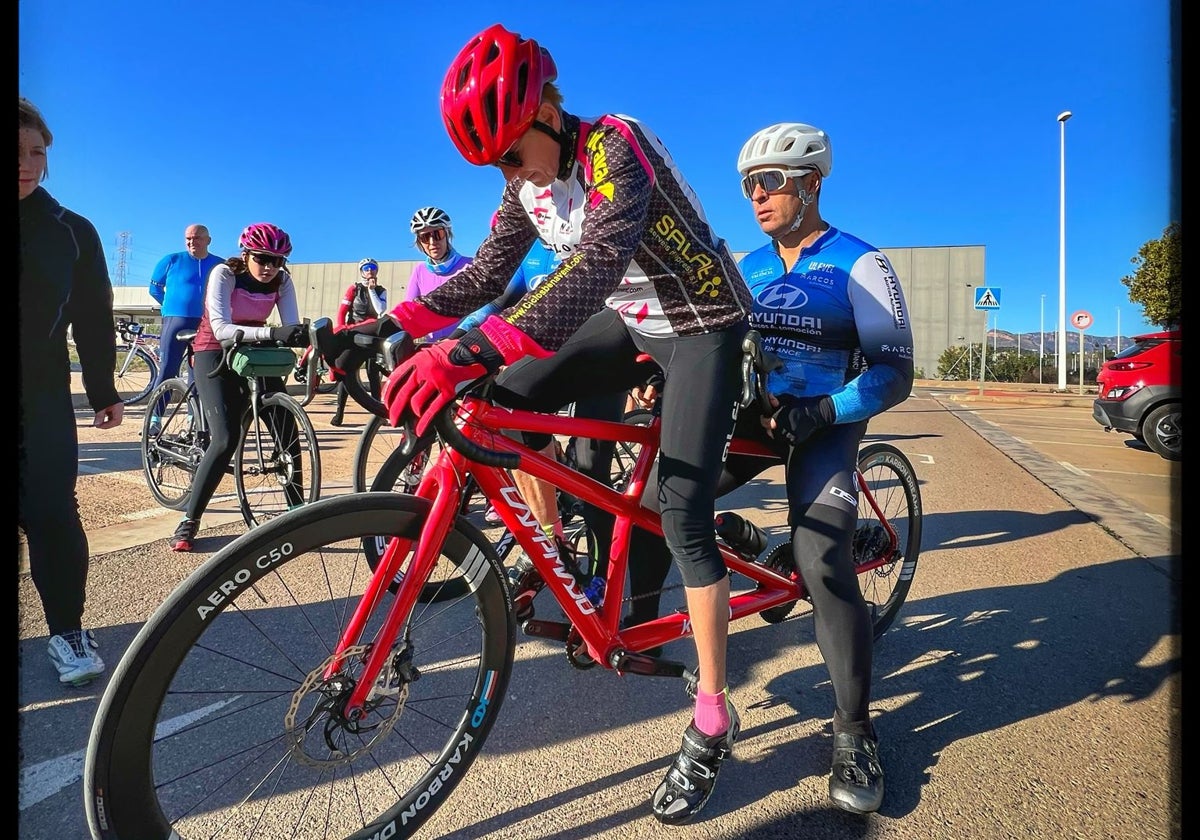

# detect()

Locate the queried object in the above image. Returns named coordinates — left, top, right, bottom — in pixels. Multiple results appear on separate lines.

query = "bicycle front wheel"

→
left=141, top=377, right=203, bottom=510
left=855, top=442, right=923, bottom=639
left=84, top=493, right=516, bottom=840
left=235, top=392, right=321, bottom=528
left=115, top=344, right=158, bottom=405
left=353, top=413, right=409, bottom=492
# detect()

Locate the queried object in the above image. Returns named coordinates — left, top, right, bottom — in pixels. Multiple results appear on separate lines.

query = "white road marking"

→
left=1059, top=461, right=1090, bottom=476
left=19, top=696, right=241, bottom=811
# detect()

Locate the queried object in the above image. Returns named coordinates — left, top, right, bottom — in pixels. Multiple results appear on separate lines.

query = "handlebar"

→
left=740, top=329, right=783, bottom=414
left=310, top=317, right=391, bottom=419
left=394, top=332, right=780, bottom=474
left=208, top=326, right=309, bottom=380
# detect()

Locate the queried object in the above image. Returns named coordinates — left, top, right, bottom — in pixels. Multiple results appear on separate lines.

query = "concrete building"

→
left=112, top=245, right=987, bottom=380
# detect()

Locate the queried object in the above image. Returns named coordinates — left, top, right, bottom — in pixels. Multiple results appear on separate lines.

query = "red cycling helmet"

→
left=238, top=222, right=293, bottom=257
left=440, top=24, right=558, bottom=166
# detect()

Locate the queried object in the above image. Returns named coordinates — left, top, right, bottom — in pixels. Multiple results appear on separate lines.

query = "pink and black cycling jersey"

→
left=192, top=264, right=299, bottom=352
left=413, top=112, right=752, bottom=351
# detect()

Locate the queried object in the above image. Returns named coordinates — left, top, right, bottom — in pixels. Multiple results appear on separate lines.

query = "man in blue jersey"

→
left=146, top=224, right=224, bottom=433
left=733, top=122, right=915, bottom=814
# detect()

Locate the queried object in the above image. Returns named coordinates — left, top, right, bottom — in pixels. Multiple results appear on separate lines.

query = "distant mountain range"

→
left=973, top=330, right=1148, bottom=353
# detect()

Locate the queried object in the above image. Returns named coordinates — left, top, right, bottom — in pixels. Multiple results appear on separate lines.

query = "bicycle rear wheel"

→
left=115, top=344, right=158, bottom=405
left=141, top=378, right=203, bottom=510
left=854, top=442, right=923, bottom=639
left=84, top=493, right=516, bottom=840
left=235, top=392, right=321, bottom=528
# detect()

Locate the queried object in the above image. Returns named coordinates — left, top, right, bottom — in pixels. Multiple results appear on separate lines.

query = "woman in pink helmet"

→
left=167, top=222, right=308, bottom=552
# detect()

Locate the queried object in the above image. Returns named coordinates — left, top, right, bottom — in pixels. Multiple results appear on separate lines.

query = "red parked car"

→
left=1092, top=330, right=1181, bottom=461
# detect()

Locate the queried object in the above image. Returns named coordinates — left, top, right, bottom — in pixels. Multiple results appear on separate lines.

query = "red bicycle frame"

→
left=327, top=393, right=804, bottom=716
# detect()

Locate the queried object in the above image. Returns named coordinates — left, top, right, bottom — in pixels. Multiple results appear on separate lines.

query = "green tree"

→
left=1122, top=222, right=1181, bottom=329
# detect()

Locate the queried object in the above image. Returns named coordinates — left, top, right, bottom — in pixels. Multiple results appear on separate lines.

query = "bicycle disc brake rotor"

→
left=283, top=643, right=409, bottom=767
left=272, top=450, right=297, bottom=487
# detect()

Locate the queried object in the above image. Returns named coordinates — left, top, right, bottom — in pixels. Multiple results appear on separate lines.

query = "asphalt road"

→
left=18, top=383, right=1181, bottom=840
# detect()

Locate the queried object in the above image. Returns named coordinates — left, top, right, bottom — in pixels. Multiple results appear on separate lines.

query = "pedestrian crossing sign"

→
left=974, top=287, right=1001, bottom=310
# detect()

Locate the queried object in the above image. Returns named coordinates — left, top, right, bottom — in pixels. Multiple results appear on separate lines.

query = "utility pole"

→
left=114, top=231, right=132, bottom=287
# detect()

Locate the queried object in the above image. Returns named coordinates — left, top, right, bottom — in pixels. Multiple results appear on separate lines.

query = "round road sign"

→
left=1070, top=310, right=1093, bottom=330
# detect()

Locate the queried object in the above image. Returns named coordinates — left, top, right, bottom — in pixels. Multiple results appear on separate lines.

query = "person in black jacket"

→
left=19, top=96, right=124, bottom=687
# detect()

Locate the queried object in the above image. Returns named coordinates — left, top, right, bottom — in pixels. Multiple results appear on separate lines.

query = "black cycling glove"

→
left=270, top=324, right=307, bottom=347
left=770, top=394, right=836, bottom=446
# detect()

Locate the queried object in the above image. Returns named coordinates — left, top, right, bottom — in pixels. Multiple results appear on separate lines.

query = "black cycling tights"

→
left=493, top=307, right=745, bottom=591
left=186, top=350, right=300, bottom=521
left=791, top=500, right=875, bottom=732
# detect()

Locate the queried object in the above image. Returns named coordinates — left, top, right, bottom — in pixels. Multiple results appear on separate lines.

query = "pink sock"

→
left=693, top=687, right=730, bottom=737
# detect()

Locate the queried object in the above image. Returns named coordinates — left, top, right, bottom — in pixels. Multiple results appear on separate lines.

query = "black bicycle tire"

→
left=140, top=377, right=200, bottom=511
left=613, top=407, right=654, bottom=491
left=116, top=344, right=159, bottom=405
left=352, top=413, right=395, bottom=492
left=234, top=391, right=322, bottom=528
left=855, top=442, right=923, bottom=639
left=83, top=493, right=516, bottom=840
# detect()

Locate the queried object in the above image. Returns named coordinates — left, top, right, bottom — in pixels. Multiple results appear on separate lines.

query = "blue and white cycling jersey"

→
left=738, top=226, right=914, bottom=424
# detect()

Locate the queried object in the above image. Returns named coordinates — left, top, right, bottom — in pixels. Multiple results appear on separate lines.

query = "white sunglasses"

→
left=740, top=167, right=814, bottom=199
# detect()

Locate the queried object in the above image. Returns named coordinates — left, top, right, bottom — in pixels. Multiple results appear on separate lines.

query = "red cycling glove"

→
left=382, top=333, right=496, bottom=435
left=383, top=319, right=547, bottom=436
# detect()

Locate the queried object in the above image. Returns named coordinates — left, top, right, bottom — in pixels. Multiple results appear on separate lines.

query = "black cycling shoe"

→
left=170, top=518, right=200, bottom=553
left=828, top=731, right=885, bottom=814
left=651, top=702, right=740, bottom=825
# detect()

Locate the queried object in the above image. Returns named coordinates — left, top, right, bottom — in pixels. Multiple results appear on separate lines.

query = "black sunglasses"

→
left=492, top=120, right=559, bottom=169
left=249, top=252, right=285, bottom=268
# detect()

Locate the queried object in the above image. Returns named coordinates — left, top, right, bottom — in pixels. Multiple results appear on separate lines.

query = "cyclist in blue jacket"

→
left=147, top=224, right=224, bottom=433
left=732, top=122, right=915, bottom=814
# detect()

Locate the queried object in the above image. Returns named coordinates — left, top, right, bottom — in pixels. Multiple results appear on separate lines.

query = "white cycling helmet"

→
left=409, top=206, right=452, bottom=234
left=736, top=123, right=832, bottom=177
left=358, top=257, right=379, bottom=273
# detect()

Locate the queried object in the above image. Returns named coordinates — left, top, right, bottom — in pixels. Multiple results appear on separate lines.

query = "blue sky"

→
left=19, top=0, right=1176, bottom=340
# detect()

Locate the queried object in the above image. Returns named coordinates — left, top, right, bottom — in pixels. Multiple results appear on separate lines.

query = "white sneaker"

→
left=48, top=630, right=105, bottom=686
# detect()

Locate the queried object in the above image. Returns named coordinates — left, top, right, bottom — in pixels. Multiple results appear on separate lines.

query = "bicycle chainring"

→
left=565, top=627, right=598, bottom=670
left=758, top=541, right=800, bottom=624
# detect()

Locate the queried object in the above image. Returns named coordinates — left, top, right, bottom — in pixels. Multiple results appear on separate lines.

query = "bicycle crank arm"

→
left=609, top=651, right=690, bottom=679
left=520, top=619, right=572, bottom=642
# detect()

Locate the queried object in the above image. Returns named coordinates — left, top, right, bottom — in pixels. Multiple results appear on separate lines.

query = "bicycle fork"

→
left=325, top=457, right=468, bottom=720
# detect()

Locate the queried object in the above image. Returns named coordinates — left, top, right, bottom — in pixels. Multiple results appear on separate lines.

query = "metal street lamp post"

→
left=1057, top=110, right=1072, bottom=390
left=1116, top=306, right=1121, bottom=353
left=1039, top=293, right=1046, bottom=384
